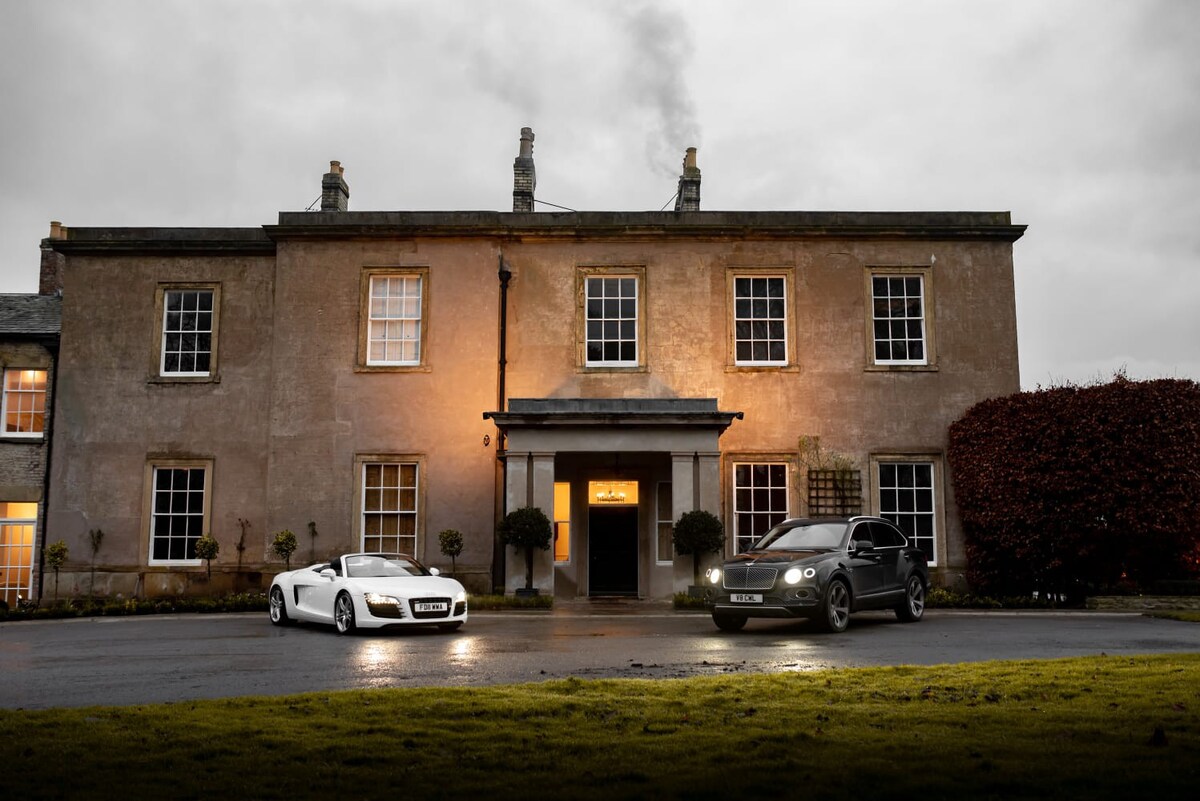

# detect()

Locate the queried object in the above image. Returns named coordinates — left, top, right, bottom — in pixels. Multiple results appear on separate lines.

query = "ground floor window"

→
left=0, top=502, right=37, bottom=606
left=149, top=465, right=208, bottom=564
left=656, top=482, right=673, bottom=564
left=361, top=462, right=418, bottom=554
left=877, top=461, right=937, bottom=564
left=553, top=482, right=571, bottom=563
left=732, top=463, right=788, bottom=554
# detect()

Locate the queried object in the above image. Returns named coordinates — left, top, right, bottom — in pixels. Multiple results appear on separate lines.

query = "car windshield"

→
left=751, top=522, right=848, bottom=551
left=344, top=554, right=430, bottom=579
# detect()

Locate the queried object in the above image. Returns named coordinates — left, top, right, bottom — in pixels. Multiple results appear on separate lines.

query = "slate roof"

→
left=0, top=294, right=62, bottom=336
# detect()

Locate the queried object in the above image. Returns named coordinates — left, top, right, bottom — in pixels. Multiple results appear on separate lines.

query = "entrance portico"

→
left=484, top=398, right=742, bottom=598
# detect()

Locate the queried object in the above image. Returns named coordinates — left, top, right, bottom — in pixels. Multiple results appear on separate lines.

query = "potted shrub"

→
left=438, top=529, right=464, bottom=577
left=271, top=529, right=297, bottom=570
left=195, top=532, right=220, bottom=580
left=499, top=506, right=551, bottom=596
left=673, top=510, right=725, bottom=594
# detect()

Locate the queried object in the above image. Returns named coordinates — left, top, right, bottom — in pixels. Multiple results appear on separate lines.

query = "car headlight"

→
left=706, top=567, right=722, bottom=585
left=364, top=593, right=400, bottom=605
left=455, top=590, right=467, bottom=604
left=784, top=567, right=818, bottom=585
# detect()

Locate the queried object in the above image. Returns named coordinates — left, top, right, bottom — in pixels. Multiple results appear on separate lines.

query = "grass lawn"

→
left=2, top=654, right=1198, bottom=800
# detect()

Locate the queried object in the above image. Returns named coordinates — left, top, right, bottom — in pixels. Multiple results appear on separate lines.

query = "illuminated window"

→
left=0, top=501, right=37, bottom=607
left=656, top=482, right=673, bottom=564
left=361, top=462, right=418, bottom=553
left=367, top=275, right=422, bottom=365
left=2, top=369, right=47, bottom=437
left=553, top=482, right=571, bottom=563
left=589, top=481, right=639, bottom=505
left=733, top=463, right=788, bottom=554
left=160, top=288, right=215, bottom=376
left=149, top=464, right=209, bottom=564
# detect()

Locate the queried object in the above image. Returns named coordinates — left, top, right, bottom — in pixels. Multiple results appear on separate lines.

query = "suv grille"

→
left=723, top=565, right=778, bottom=591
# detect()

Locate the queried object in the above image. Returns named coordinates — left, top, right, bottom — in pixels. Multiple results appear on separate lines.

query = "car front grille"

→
left=723, top=565, right=779, bottom=591
left=408, top=597, right=453, bottom=619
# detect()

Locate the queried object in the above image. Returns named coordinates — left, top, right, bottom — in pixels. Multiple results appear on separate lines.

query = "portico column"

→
left=670, top=453, right=697, bottom=591
left=503, top=451, right=556, bottom=595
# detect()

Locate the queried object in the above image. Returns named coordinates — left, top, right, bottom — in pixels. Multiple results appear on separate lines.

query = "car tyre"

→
left=268, top=585, right=292, bottom=626
left=712, top=613, right=747, bottom=632
left=437, top=621, right=463, bottom=633
left=895, top=574, right=926, bottom=622
left=334, top=592, right=357, bottom=635
left=815, top=579, right=851, bottom=633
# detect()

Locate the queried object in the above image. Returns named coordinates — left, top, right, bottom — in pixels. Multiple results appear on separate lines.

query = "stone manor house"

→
left=3, top=129, right=1024, bottom=604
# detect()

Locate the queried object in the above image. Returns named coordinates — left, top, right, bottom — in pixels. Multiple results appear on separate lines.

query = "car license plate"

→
left=415, top=601, right=448, bottom=613
left=731, top=593, right=762, bottom=604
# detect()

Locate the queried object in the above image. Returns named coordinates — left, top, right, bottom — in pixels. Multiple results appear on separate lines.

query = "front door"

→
left=588, top=506, right=638, bottom=596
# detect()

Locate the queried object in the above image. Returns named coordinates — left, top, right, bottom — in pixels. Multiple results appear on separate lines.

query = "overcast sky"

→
left=1, top=0, right=1196, bottom=388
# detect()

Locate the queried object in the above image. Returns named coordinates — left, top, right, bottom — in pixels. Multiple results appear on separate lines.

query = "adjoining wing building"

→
left=17, top=129, right=1024, bottom=601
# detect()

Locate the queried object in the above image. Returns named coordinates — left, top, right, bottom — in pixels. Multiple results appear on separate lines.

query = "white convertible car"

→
left=269, top=552, right=468, bottom=634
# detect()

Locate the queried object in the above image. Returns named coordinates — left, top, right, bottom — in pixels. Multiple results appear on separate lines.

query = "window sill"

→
left=579, top=365, right=648, bottom=374
left=864, top=364, right=938, bottom=373
left=147, top=374, right=221, bottom=385
left=0, top=435, right=45, bottom=443
left=354, top=364, right=433, bottom=373
left=725, top=364, right=801, bottom=374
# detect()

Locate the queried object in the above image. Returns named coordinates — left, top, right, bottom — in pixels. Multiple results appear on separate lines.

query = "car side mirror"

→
left=851, top=540, right=874, bottom=553
left=319, top=568, right=336, bottom=579
left=429, top=567, right=441, bottom=576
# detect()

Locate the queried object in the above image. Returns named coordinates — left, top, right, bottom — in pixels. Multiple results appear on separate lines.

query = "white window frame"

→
left=733, top=275, right=788, bottom=366
left=874, top=459, right=939, bottom=566
left=160, top=288, right=216, bottom=377
left=731, top=462, right=790, bottom=555
left=147, top=462, right=210, bottom=566
left=360, top=460, right=420, bottom=554
left=2, top=368, right=48, bottom=439
left=366, top=275, right=423, bottom=366
left=584, top=275, right=639, bottom=367
left=0, top=503, right=37, bottom=607
left=870, top=273, right=928, bottom=366
left=656, top=481, right=673, bottom=565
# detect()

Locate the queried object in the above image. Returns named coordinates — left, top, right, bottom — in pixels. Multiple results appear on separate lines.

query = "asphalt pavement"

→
left=2, top=605, right=1199, bottom=709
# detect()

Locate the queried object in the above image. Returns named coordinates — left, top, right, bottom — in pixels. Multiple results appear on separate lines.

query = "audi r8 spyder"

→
left=703, top=516, right=929, bottom=633
left=269, top=552, right=468, bottom=634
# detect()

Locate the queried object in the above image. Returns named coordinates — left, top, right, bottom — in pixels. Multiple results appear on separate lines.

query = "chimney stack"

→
left=512, top=128, right=536, bottom=212
left=321, top=160, right=349, bottom=212
left=673, top=147, right=701, bottom=212
left=40, top=221, right=66, bottom=296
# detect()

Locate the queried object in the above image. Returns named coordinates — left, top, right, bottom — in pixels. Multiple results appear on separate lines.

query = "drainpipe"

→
left=492, top=254, right=513, bottom=592
left=35, top=334, right=60, bottom=605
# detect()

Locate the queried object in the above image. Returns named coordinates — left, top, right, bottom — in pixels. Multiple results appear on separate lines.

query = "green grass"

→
left=2, top=655, right=1198, bottom=799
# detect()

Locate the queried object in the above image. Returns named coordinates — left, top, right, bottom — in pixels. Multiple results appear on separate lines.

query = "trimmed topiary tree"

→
left=271, top=529, right=298, bottom=571
left=194, top=532, right=220, bottom=579
left=438, top=529, right=464, bottom=577
left=45, top=540, right=69, bottom=603
left=673, top=509, right=726, bottom=586
left=498, top=507, right=552, bottom=593
left=949, top=374, right=1200, bottom=600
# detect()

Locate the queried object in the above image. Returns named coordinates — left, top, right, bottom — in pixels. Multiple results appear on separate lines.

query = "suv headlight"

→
left=706, top=567, right=722, bottom=585
left=784, top=567, right=817, bottom=585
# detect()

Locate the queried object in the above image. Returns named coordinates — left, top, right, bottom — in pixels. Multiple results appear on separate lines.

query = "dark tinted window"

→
left=871, top=521, right=907, bottom=548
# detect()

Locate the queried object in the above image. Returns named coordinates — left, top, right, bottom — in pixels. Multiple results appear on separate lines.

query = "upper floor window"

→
left=161, top=289, right=215, bottom=376
left=585, top=276, right=638, bottom=366
left=358, top=268, right=429, bottom=370
left=871, top=275, right=927, bottom=365
left=732, top=462, right=789, bottom=554
left=2, top=369, right=47, bottom=438
left=733, top=276, right=787, bottom=365
left=148, top=463, right=210, bottom=564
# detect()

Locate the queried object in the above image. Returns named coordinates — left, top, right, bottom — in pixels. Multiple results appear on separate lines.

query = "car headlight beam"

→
left=364, top=593, right=401, bottom=605
left=706, top=567, right=722, bottom=585
left=784, top=567, right=818, bottom=585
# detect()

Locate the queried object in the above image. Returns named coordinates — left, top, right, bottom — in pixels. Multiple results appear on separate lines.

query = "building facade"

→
left=38, top=134, right=1024, bottom=599
left=0, top=292, right=60, bottom=606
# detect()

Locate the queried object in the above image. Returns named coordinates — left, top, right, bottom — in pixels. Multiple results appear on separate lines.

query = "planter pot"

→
left=514, top=588, right=540, bottom=598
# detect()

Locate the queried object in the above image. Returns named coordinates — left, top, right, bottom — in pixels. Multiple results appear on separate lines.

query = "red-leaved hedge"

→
left=948, top=376, right=1200, bottom=598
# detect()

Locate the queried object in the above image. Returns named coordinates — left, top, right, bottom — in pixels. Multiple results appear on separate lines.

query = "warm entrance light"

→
left=588, top=481, right=638, bottom=506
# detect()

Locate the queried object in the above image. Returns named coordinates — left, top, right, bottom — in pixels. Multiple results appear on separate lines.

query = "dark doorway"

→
left=588, top=506, right=638, bottom=596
